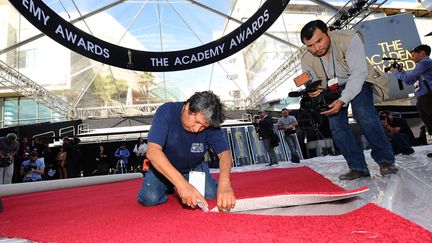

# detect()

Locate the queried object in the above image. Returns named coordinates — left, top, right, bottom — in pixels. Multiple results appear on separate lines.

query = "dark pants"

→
left=388, top=133, right=414, bottom=155
left=66, top=160, right=79, bottom=178
left=417, top=93, right=432, bottom=134
left=263, top=138, right=277, bottom=164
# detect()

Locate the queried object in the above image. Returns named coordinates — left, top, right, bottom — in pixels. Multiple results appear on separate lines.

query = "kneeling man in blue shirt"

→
left=137, top=91, right=236, bottom=212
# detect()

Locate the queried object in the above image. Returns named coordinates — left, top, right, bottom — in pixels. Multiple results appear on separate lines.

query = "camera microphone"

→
left=382, top=57, right=400, bottom=60
left=288, top=91, right=303, bottom=97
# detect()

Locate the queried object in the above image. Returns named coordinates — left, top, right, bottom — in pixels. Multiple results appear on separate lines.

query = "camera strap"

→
left=420, top=75, right=432, bottom=93
left=319, top=49, right=337, bottom=83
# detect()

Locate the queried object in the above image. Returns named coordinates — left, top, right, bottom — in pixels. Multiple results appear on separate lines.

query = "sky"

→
left=39, top=0, right=428, bottom=102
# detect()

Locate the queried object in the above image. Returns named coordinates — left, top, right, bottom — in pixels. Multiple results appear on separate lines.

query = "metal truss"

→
left=76, top=103, right=164, bottom=119
left=0, top=60, right=75, bottom=118
left=76, top=99, right=250, bottom=119
left=246, top=46, right=307, bottom=107
left=328, top=0, right=389, bottom=30
left=246, top=0, right=388, bottom=108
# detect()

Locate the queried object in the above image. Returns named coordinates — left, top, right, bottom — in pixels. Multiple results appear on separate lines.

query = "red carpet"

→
left=1, top=167, right=431, bottom=242
left=210, top=167, right=368, bottom=211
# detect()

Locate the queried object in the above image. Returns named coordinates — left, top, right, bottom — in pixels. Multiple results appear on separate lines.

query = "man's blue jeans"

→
left=137, top=162, right=218, bottom=206
left=328, top=83, right=395, bottom=172
left=283, top=134, right=300, bottom=161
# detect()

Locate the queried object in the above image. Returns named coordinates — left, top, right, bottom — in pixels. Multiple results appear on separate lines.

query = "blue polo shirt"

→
left=148, top=102, right=229, bottom=174
left=21, top=158, right=45, bottom=181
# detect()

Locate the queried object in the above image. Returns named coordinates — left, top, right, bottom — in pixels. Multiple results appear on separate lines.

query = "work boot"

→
left=338, top=170, right=370, bottom=180
left=291, top=155, right=300, bottom=163
left=379, top=163, right=399, bottom=175
left=401, top=148, right=415, bottom=155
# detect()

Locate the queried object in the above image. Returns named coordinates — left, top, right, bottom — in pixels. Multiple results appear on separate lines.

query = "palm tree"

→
left=92, top=74, right=127, bottom=106
left=137, top=72, right=156, bottom=104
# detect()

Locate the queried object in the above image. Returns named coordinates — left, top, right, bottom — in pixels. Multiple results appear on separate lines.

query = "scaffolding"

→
left=0, top=60, right=76, bottom=119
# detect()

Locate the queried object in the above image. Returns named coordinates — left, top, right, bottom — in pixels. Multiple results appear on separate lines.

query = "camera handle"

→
left=397, top=78, right=404, bottom=90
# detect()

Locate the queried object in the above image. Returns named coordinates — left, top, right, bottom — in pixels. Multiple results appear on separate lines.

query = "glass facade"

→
left=1, top=97, right=65, bottom=128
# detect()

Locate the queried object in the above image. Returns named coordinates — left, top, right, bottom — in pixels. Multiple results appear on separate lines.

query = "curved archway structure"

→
left=10, top=0, right=290, bottom=72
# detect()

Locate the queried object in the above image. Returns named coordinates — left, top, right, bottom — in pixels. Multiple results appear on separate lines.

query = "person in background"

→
left=277, top=108, right=300, bottom=163
left=15, top=136, right=33, bottom=183
left=0, top=133, right=19, bottom=184
left=62, top=137, right=79, bottom=178
left=96, top=145, right=109, bottom=175
left=20, top=151, right=45, bottom=182
left=56, top=147, right=67, bottom=179
left=380, top=111, right=415, bottom=155
left=133, top=137, right=147, bottom=172
left=114, top=143, right=130, bottom=172
left=253, top=110, right=278, bottom=166
left=390, top=44, right=432, bottom=158
left=34, top=138, right=48, bottom=158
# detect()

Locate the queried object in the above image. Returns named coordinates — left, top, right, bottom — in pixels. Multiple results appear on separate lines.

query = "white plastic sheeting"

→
left=222, top=144, right=432, bottom=232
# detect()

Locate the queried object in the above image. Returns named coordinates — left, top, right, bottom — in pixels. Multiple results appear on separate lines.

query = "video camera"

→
left=23, top=163, right=37, bottom=173
left=382, top=57, right=405, bottom=90
left=383, top=57, right=403, bottom=73
left=289, top=80, right=340, bottom=113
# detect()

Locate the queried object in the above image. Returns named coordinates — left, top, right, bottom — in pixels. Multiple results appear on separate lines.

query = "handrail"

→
left=78, top=123, right=90, bottom=134
left=59, top=126, right=76, bottom=138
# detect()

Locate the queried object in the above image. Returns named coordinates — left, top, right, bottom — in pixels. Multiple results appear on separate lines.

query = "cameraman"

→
left=300, top=20, right=397, bottom=180
left=390, top=44, right=432, bottom=142
left=20, top=151, right=45, bottom=182
left=379, top=111, right=415, bottom=155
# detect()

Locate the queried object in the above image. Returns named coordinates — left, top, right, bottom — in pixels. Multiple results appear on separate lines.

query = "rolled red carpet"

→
left=1, top=167, right=430, bottom=242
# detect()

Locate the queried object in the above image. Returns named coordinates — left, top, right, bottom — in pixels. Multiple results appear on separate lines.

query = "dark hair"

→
left=29, top=151, right=38, bottom=157
left=379, top=115, right=389, bottom=122
left=186, top=91, right=225, bottom=127
left=379, top=110, right=391, bottom=116
left=411, top=44, right=431, bottom=56
left=281, top=108, right=289, bottom=112
left=300, top=20, right=328, bottom=44
left=6, top=133, right=17, bottom=140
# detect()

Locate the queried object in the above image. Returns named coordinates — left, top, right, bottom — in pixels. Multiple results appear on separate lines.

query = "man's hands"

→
left=321, top=99, right=345, bottom=116
left=176, top=179, right=236, bottom=213
left=217, top=180, right=236, bottom=213
left=307, top=85, right=345, bottom=116
left=176, top=181, right=207, bottom=209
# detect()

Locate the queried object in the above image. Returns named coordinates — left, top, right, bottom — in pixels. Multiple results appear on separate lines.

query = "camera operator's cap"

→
left=6, top=133, right=17, bottom=140
left=410, top=44, right=430, bottom=53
